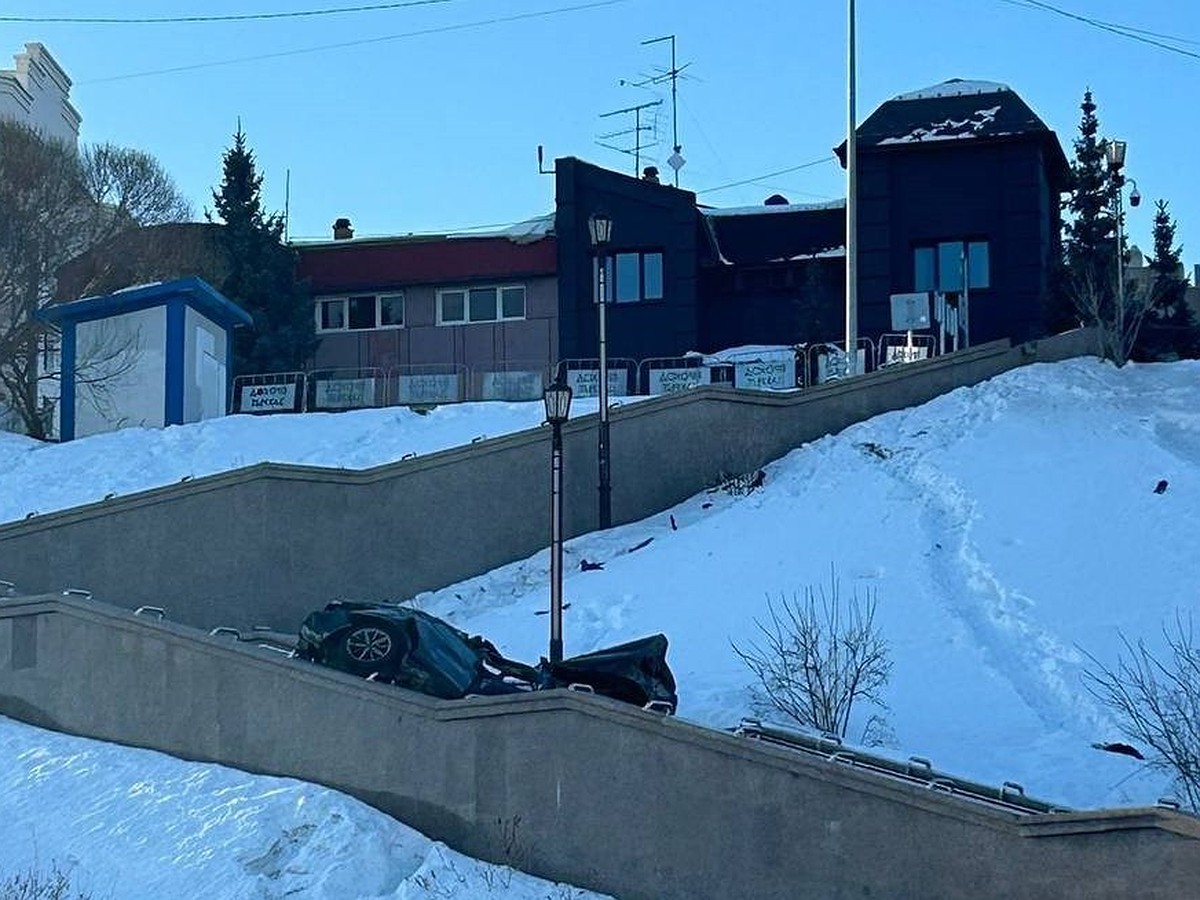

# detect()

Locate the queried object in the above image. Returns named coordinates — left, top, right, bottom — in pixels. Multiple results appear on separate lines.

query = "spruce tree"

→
left=1134, top=200, right=1199, bottom=360
left=1056, top=89, right=1117, bottom=333
left=210, top=125, right=315, bottom=376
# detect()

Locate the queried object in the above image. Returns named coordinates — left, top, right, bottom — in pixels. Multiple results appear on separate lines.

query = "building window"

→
left=914, top=240, right=990, bottom=293
left=315, top=293, right=405, bottom=333
left=437, top=285, right=526, bottom=325
left=606, top=250, right=665, bottom=303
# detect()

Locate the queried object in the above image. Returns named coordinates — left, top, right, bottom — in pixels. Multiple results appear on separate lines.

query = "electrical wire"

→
left=0, top=0, right=455, bottom=25
left=997, top=0, right=1200, bottom=61
left=696, top=156, right=836, bottom=195
left=80, top=0, right=629, bottom=84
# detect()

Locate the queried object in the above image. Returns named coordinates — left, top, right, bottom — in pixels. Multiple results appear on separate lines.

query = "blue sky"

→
left=4, top=0, right=1197, bottom=268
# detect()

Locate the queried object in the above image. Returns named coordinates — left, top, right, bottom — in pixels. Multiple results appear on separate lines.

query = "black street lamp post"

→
left=1106, top=140, right=1141, bottom=325
left=588, top=212, right=614, bottom=530
left=543, top=378, right=572, bottom=664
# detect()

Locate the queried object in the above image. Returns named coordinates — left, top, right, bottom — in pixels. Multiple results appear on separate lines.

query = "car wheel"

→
left=335, top=620, right=407, bottom=678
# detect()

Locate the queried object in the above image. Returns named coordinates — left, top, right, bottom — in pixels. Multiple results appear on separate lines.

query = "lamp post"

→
left=1105, top=140, right=1141, bottom=327
left=543, top=378, right=572, bottom=664
left=588, top=212, right=613, bottom=530
left=845, top=0, right=859, bottom=376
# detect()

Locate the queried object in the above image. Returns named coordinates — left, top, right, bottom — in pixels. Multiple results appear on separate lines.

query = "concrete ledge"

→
left=0, top=330, right=1101, bottom=632
left=0, top=594, right=1195, bottom=900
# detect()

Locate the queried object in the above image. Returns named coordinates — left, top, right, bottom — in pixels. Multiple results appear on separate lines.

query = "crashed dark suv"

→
left=297, top=601, right=677, bottom=713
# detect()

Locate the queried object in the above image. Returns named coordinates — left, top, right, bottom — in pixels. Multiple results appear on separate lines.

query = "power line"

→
left=0, top=0, right=455, bottom=25
left=696, top=156, right=836, bottom=195
left=997, top=0, right=1200, bottom=62
left=81, top=0, right=630, bottom=84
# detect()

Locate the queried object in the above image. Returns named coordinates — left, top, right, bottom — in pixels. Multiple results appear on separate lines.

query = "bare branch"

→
left=732, top=567, right=891, bottom=739
left=1082, top=613, right=1200, bottom=811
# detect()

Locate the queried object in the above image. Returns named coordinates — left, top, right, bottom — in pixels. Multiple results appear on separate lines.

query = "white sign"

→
left=314, top=378, right=377, bottom=409
left=884, top=343, right=930, bottom=365
left=482, top=370, right=543, bottom=401
left=648, top=367, right=706, bottom=395
left=397, top=373, right=459, bottom=404
left=815, top=348, right=868, bottom=384
left=240, top=383, right=296, bottom=413
left=566, top=367, right=628, bottom=399
left=734, top=358, right=795, bottom=391
left=890, top=292, right=932, bottom=330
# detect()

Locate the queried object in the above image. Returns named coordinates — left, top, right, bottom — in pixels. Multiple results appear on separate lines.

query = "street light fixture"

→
left=1105, top=139, right=1127, bottom=171
left=543, top=377, right=572, bottom=664
left=588, top=212, right=614, bottom=530
left=1106, top=140, right=1138, bottom=327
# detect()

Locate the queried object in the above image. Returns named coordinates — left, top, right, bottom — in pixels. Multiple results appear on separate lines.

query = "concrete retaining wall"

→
left=0, top=330, right=1100, bottom=632
left=0, top=595, right=1195, bottom=900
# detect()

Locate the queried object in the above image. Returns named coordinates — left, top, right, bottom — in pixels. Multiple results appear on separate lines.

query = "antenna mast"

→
left=597, top=100, right=662, bottom=176
left=283, top=168, right=291, bottom=243
left=641, top=34, right=687, bottom=185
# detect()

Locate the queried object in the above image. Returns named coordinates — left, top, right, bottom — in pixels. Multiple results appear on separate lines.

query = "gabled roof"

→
left=701, top=201, right=845, bottom=267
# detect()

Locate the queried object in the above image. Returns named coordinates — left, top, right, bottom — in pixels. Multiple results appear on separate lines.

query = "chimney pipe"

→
left=332, top=217, right=354, bottom=240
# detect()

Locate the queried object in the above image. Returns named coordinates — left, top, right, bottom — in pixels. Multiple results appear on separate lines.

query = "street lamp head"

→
left=588, top=212, right=613, bottom=248
left=1128, top=180, right=1142, bottom=207
left=543, top=379, right=573, bottom=426
left=1106, top=139, right=1127, bottom=172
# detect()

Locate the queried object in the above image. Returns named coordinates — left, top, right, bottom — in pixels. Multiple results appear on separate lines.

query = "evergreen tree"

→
left=1054, top=89, right=1117, bottom=333
left=209, top=125, right=315, bottom=376
left=1134, top=200, right=1199, bottom=360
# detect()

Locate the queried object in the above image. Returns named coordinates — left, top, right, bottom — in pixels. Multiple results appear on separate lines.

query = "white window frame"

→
left=315, top=293, right=405, bottom=333
left=436, top=284, right=527, bottom=325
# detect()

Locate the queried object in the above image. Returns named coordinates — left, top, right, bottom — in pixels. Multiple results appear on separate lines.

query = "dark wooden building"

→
left=836, top=78, right=1071, bottom=346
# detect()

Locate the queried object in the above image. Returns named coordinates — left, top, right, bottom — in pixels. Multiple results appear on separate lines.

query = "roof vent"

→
left=764, top=194, right=789, bottom=206
left=332, top=217, right=354, bottom=240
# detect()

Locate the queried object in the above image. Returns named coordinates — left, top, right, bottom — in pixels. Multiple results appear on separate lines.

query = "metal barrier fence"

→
left=306, top=367, right=388, bottom=412
left=232, top=335, right=943, bottom=415
left=554, top=358, right=638, bottom=398
left=231, top=372, right=306, bottom=414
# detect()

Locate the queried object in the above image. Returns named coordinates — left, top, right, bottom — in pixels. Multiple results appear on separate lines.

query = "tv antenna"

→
left=635, top=34, right=688, bottom=185
left=597, top=100, right=662, bottom=177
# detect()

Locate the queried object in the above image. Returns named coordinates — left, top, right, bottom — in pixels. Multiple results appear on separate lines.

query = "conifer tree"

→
left=209, top=126, right=315, bottom=376
left=1055, top=89, right=1116, bottom=333
left=1134, top=200, right=1199, bottom=360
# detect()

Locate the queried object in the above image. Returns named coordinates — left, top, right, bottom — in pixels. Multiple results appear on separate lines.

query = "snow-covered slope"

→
left=2, top=356, right=1198, bottom=894
left=0, top=716, right=607, bottom=899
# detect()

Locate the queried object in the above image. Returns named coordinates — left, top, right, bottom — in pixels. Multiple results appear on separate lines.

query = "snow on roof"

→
left=878, top=105, right=1003, bottom=145
left=770, top=247, right=846, bottom=262
left=290, top=214, right=555, bottom=248
left=692, top=343, right=799, bottom=366
left=893, top=79, right=1011, bottom=101
left=452, top=213, right=554, bottom=243
left=704, top=198, right=845, bottom=218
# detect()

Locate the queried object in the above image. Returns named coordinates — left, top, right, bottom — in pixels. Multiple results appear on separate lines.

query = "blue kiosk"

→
left=39, top=277, right=253, bottom=441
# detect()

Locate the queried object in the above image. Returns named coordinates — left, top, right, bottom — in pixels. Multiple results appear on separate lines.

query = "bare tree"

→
left=1083, top=614, right=1200, bottom=811
left=1068, top=260, right=1156, bottom=367
left=80, top=142, right=193, bottom=232
left=732, top=568, right=891, bottom=740
left=0, top=122, right=191, bottom=438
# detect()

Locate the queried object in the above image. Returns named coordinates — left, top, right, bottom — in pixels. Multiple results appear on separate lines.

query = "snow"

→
left=3, top=356, right=1200, bottom=891
left=0, top=399, right=606, bottom=525
left=0, top=717, right=608, bottom=899
left=878, top=105, right=1003, bottom=145
left=695, top=343, right=798, bottom=365
left=703, top=198, right=846, bottom=217
left=894, top=79, right=1011, bottom=101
